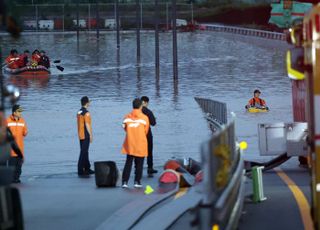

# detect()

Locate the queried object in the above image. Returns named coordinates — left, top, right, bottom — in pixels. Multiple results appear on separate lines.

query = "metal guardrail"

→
left=195, top=97, right=227, bottom=133
left=195, top=97, right=244, bottom=230
left=200, top=120, right=244, bottom=230
left=200, top=24, right=286, bottom=41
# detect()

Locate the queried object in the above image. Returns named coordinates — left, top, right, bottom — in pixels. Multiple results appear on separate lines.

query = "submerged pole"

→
left=96, top=1, right=100, bottom=39
left=166, top=3, right=169, bottom=31
left=35, top=4, right=38, bottom=32
left=116, top=0, right=120, bottom=49
left=155, top=0, right=160, bottom=78
left=76, top=0, right=79, bottom=40
left=172, top=0, right=178, bottom=79
left=88, top=4, right=91, bottom=31
left=191, top=3, right=194, bottom=24
left=136, top=0, right=140, bottom=62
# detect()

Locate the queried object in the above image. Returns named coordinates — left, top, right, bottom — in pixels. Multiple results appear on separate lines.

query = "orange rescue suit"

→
left=121, top=109, right=149, bottom=157
left=6, top=115, right=28, bottom=157
left=5, top=55, right=20, bottom=69
left=248, top=97, right=266, bottom=107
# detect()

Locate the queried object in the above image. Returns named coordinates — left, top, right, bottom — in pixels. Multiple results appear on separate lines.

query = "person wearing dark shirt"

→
left=38, top=50, right=50, bottom=69
left=141, top=96, right=157, bottom=177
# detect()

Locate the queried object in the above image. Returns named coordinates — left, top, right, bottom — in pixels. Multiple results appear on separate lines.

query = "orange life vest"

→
left=248, top=97, right=266, bottom=107
left=6, top=115, right=28, bottom=157
left=77, top=107, right=92, bottom=140
left=5, top=55, right=20, bottom=69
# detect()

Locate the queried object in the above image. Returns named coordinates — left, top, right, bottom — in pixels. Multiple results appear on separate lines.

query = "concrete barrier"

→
left=200, top=24, right=286, bottom=41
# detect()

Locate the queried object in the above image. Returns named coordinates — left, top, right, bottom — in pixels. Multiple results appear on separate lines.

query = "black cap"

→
left=141, top=96, right=149, bottom=103
left=254, top=89, right=261, bottom=94
left=40, top=50, right=45, bottom=53
left=12, top=104, right=23, bottom=113
left=81, top=96, right=90, bottom=106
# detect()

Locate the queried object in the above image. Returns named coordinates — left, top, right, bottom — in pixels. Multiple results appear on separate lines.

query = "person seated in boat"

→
left=19, top=50, right=30, bottom=67
left=38, top=50, right=50, bottom=69
left=5, top=49, right=21, bottom=69
left=31, top=49, right=41, bottom=67
left=245, top=89, right=268, bottom=110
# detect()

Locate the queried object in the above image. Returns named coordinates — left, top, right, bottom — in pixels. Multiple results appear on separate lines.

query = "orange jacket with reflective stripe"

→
left=6, top=115, right=28, bottom=157
left=121, top=109, right=149, bottom=157
left=5, top=55, right=20, bottom=69
left=77, top=107, right=92, bottom=140
left=248, top=97, right=266, bottom=107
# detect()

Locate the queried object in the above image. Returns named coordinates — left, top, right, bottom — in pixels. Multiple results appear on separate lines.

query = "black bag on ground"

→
left=94, top=161, right=118, bottom=187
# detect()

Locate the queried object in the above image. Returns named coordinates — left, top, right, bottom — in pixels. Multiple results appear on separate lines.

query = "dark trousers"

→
left=147, top=135, right=153, bottom=169
left=122, top=155, right=144, bottom=183
left=9, top=157, right=23, bottom=181
left=78, top=138, right=91, bottom=174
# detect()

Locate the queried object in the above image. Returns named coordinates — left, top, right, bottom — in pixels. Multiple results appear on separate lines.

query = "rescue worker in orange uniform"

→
left=6, top=105, right=28, bottom=183
left=5, top=49, right=21, bottom=69
left=121, top=98, right=150, bottom=188
left=245, top=89, right=268, bottom=109
left=77, top=96, right=94, bottom=176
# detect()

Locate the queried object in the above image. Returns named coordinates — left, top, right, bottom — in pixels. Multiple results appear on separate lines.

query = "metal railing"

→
left=200, top=120, right=244, bottom=230
left=200, top=24, right=286, bottom=41
left=195, top=97, right=244, bottom=230
left=195, top=97, right=227, bottom=132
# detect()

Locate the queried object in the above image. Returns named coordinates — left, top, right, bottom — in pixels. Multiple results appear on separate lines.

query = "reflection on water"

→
left=8, top=75, right=50, bottom=89
left=1, top=32, right=291, bottom=177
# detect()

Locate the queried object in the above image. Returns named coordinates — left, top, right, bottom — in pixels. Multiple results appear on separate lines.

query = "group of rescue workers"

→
left=3, top=90, right=267, bottom=186
left=5, top=49, right=50, bottom=69
left=76, top=96, right=157, bottom=188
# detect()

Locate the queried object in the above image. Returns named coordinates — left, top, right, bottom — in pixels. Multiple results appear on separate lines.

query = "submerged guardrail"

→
left=200, top=24, right=286, bottom=41
left=195, top=97, right=244, bottom=230
left=195, top=97, right=227, bottom=132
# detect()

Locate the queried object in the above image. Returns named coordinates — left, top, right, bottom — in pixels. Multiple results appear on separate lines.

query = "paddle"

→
left=53, top=60, right=61, bottom=64
left=52, top=64, right=64, bottom=72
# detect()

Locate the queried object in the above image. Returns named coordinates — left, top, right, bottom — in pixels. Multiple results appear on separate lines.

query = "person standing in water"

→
left=245, top=89, right=268, bottom=109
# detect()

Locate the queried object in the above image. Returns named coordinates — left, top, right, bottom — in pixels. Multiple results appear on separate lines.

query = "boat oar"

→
left=53, top=60, right=61, bottom=64
left=52, top=64, right=64, bottom=72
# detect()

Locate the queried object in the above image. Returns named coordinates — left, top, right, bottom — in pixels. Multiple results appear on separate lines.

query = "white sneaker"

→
left=134, top=181, right=142, bottom=188
left=122, top=182, right=128, bottom=188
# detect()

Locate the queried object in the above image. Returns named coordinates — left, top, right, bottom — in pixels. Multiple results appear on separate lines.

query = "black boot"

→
left=148, top=168, right=158, bottom=174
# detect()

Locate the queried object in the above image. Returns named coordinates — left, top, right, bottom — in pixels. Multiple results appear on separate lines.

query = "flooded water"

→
left=1, top=31, right=292, bottom=178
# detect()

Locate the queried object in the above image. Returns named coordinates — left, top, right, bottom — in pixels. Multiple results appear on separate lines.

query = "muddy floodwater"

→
left=1, top=31, right=292, bottom=178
